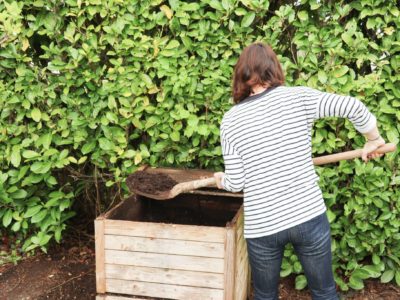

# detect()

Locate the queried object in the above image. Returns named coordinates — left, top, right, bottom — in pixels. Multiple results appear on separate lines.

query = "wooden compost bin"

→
left=95, top=168, right=250, bottom=300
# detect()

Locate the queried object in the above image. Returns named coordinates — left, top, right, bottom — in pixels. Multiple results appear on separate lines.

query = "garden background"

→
left=0, top=0, right=399, bottom=292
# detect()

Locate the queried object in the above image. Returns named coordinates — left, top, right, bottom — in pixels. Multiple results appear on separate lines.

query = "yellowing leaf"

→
left=160, top=5, right=173, bottom=19
left=31, top=108, right=42, bottom=122
left=68, top=156, right=78, bottom=163
left=384, top=27, right=395, bottom=36
left=134, top=152, right=142, bottom=165
left=333, top=66, right=349, bottom=78
left=22, top=38, right=30, bottom=51
left=78, top=156, right=87, bottom=164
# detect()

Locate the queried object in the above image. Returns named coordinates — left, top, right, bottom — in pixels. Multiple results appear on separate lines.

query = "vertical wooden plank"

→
left=95, top=217, right=106, bottom=293
left=223, top=226, right=235, bottom=300
left=247, top=263, right=252, bottom=300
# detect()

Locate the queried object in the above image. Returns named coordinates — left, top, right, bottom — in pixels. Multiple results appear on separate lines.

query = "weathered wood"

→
left=223, top=227, right=236, bottom=300
left=186, top=189, right=243, bottom=198
left=105, top=249, right=225, bottom=273
left=104, top=195, right=143, bottom=221
left=96, top=295, right=148, bottom=300
left=104, top=219, right=226, bottom=243
left=96, top=196, right=249, bottom=299
left=231, top=205, right=244, bottom=225
left=105, top=264, right=224, bottom=289
left=106, top=279, right=224, bottom=300
left=95, top=217, right=106, bottom=293
left=104, top=234, right=225, bottom=258
left=234, top=206, right=249, bottom=300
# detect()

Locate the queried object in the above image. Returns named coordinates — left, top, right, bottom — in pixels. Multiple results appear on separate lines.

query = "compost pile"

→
left=127, top=171, right=178, bottom=194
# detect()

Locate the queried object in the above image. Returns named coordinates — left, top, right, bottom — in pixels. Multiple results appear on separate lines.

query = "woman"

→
left=214, top=43, right=385, bottom=300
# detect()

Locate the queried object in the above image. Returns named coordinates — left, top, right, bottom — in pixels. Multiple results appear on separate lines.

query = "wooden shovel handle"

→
left=312, top=143, right=397, bottom=166
left=170, top=177, right=217, bottom=197
left=177, top=177, right=216, bottom=190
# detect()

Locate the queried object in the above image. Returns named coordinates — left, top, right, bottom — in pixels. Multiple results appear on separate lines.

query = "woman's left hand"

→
left=214, top=172, right=225, bottom=189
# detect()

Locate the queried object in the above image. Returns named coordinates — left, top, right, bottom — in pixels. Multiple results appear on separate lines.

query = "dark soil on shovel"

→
left=126, top=171, right=178, bottom=194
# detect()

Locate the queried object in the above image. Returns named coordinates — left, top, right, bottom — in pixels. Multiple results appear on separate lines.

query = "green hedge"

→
left=0, top=0, right=399, bottom=290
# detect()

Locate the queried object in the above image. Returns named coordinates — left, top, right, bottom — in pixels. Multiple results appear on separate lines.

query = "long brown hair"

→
left=232, top=43, right=285, bottom=104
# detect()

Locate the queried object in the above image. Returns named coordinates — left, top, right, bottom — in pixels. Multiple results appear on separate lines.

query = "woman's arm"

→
left=361, top=125, right=385, bottom=161
left=216, top=129, right=245, bottom=192
left=302, top=88, right=385, bottom=161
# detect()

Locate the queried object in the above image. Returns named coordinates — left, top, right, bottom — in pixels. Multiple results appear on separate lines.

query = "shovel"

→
left=128, top=143, right=396, bottom=200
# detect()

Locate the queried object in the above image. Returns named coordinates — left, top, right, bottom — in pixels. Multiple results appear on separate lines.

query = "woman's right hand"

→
left=361, top=136, right=386, bottom=162
left=213, top=172, right=225, bottom=189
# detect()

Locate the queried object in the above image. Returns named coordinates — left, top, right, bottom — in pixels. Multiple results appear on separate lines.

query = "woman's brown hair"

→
left=232, top=43, right=285, bottom=104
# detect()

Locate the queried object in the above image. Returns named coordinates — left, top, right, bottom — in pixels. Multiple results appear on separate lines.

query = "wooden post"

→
left=224, top=226, right=236, bottom=300
left=95, top=217, right=106, bottom=293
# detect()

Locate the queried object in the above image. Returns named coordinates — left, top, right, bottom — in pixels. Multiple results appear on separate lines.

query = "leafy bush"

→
left=0, top=0, right=399, bottom=289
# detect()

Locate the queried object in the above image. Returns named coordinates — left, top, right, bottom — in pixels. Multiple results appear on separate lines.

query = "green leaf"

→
left=99, top=138, right=115, bottom=151
left=3, top=209, right=13, bottom=227
left=318, top=70, right=328, bottom=84
left=348, top=275, right=364, bottom=290
left=181, top=2, right=200, bottom=11
left=333, top=66, right=349, bottom=78
left=10, top=189, right=27, bottom=199
left=22, top=150, right=40, bottom=159
left=341, top=32, right=353, bottom=46
left=209, top=0, right=223, bottom=11
left=82, top=141, right=96, bottom=154
left=386, top=128, right=399, bottom=144
left=171, top=131, right=180, bottom=142
left=31, top=210, right=48, bottom=223
left=11, top=221, right=21, bottom=232
left=351, top=268, right=370, bottom=280
left=11, top=149, right=21, bottom=167
left=166, top=40, right=180, bottom=50
left=31, top=108, right=42, bottom=122
left=381, top=270, right=395, bottom=283
left=361, top=265, right=381, bottom=278
left=25, top=205, right=42, bottom=218
left=241, top=12, right=255, bottom=27
left=395, top=271, right=400, bottom=286
left=197, top=124, right=209, bottom=136
left=298, top=11, right=308, bottom=22
left=31, top=161, right=52, bottom=174
left=55, top=227, right=62, bottom=243
left=295, top=275, right=307, bottom=290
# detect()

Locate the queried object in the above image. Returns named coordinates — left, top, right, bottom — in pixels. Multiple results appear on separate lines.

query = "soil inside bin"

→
left=126, top=171, right=178, bottom=194
left=108, top=194, right=243, bottom=227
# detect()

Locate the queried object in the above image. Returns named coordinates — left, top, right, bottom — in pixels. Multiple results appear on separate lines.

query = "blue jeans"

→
left=246, top=213, right=338, bottom=300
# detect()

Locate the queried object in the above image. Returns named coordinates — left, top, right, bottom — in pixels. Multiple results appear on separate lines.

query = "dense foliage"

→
left=0, top=0, right=399, bottom=290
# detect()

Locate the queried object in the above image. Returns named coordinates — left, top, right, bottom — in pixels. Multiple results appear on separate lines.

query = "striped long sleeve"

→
left=220, top=130, right=245, bottom=192
left=302, top=88, right=376, bottom=133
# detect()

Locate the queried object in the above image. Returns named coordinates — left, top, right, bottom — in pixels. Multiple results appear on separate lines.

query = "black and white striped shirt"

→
left=220, top=86, right=376, bottom=239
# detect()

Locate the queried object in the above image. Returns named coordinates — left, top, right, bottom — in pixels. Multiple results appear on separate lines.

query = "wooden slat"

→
left=223, top=227, right=235, bottom=300
left=105, top=235, right=224, bottom=258
left=234, top=209, right=249, bottom=300
left=96, top=295, right=148, bottom=300
left=104, top=220, right=225, bottom=243
left=105, top=264, right=224, bottom=289
left=236, top=225, right=244, bottom=243
left=231, top=205, right=244, bottom=226
left=106, top=279, right=224, bottom=300
left=105, top=249, right=224, bottom=273
left=235, top=256, right=249, bottom=300
left=95, top=217, right=106, bottom=293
